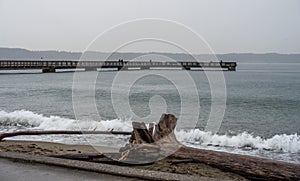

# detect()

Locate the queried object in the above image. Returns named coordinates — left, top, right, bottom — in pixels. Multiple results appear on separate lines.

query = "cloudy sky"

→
left=0, top=0, right=299, bottom=53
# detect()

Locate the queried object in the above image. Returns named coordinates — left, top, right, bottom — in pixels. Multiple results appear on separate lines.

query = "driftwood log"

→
left=174, top=146, right=300, bottom=181
left=0, top=130, right=132, bottom=141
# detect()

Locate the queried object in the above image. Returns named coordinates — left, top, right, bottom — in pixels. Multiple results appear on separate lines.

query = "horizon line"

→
left=1, top=47, right=300, bottom=55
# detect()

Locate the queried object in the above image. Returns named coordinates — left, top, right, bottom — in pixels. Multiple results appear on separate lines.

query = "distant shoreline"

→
left=1, top=47, right=300, bottom=63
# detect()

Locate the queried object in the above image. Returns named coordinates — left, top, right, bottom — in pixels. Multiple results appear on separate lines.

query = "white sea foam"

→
left=175, top=129, right=300, bottom=153
left=0, top=110, right=132, bottom=131
left=0, top=110, right=299, bottom=153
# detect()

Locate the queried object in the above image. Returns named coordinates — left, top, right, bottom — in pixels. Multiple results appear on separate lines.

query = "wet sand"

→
left=0, top=140, right=247, bottom=180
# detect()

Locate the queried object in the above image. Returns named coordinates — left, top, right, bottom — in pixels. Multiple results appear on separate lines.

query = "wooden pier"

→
left=0, top=60, right=236, bottom=73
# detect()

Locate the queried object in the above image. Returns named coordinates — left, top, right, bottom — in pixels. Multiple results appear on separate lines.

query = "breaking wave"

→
left=175, top=129, right=300, bottom=153
left=0, top=109, right=132, bottom=131
left=0, top=110, right=299, bottom=153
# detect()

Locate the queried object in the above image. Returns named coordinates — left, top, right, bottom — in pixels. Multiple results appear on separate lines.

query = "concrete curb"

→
left=0, top=152, right=215, bottom=181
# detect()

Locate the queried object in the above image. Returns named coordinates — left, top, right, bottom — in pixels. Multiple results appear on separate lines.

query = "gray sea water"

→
left=0, top=62, right=299, bottom=164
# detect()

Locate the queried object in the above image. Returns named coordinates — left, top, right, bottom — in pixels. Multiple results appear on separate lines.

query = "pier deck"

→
left=0, top=60, right=237, bottom=73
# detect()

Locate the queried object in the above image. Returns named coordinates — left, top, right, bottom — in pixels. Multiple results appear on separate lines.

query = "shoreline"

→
left=2, top=139, right=300, bottom=180
left=0, top=140, right=248, bottom=180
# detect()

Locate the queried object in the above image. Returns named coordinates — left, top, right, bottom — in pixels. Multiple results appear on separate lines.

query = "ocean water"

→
left=0, top=62, right=299, bottom=164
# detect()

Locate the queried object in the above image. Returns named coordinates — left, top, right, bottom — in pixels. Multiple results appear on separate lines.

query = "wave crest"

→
left=176, top=129, right=300, bottom=153
left=0, top=110, right=132, bottom=131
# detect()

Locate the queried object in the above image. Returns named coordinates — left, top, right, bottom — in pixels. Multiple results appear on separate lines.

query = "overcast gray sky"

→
left=0, top=0, right=299, bottom=53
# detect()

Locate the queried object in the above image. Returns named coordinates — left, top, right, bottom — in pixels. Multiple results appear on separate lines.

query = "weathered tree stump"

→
left=119, top=114, right=181, bottom=164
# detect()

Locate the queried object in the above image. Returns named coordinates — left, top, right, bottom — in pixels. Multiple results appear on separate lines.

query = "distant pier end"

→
left=0, top=60, right=237, bottom=72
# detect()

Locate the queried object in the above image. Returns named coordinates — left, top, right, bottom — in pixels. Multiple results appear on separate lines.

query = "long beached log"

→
left=173, top=146, right=300, bottom=181
left=48, top=153, right=105, bottom=160
left=47, top=152, right=154, bottom=166
left=0, top=130, right=132, bottom=141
